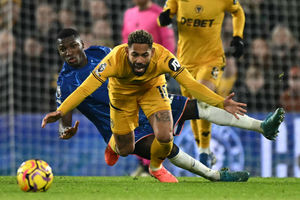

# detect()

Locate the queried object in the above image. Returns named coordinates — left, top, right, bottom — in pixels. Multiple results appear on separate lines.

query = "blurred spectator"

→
left=80, top=31, right=93, bottom=50
left=92, top=19, right=114, bottom=48
left=250, top=38, right=271, bottom=68
left=23, top=36, right=43, bottom=59
left=245, top=66, right=265, bottom=96
left=241, top=0, right=271, bottom=40
left=248, top=37, right=282, bottom=107
left=0, top=30, right=16, bottom=65
left=89, top=0, right=108, bottom=20
left=270, top=24, right=298, bottom=91
left=58, top=8, right=76, bottom=29
left=88, top=0, right=119, bottom=46
left=34, top=3, right=62, bottom=72
left=222, top=15, right=233, bottom=53
left=35, top=3, right=58, bottom=38
left=17, top=36, right=56, bottom=112
left=217, top=55, right=238, bottom=97
left=236, top=65, right=275, bottom=112
left=271, top=24, right=299, bottom=68
left=0, top=0, right=25, bottom=49
left=279, top=66, right=300, bottom=112
left=122, top=0, right=175, bottom=53
left=0, top=0, right=21, bottom=29
left=0, top=30, right=17, bottom=113
left=59, top=0, right=92, bottom=31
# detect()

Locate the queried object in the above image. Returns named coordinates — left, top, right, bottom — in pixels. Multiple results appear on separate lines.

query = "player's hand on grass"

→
left=59, top=121, right=80, bottom=139
left=41, top=110, right=63, bottom=128
left=223, top=92, right=247, bottom=119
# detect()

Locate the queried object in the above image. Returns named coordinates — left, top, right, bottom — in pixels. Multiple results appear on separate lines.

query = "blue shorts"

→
left=134, top=94, right=189, bottom=143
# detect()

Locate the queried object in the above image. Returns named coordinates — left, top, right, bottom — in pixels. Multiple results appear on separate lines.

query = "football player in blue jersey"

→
left=48, top=28, right=284, bottom=182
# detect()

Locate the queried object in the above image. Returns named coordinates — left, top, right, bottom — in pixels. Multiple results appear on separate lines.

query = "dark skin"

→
left=53, top=35, right=87, bottom=138
left=42, top=35, right=245, bottom=160
left=57, top=35, right=87, bottom=68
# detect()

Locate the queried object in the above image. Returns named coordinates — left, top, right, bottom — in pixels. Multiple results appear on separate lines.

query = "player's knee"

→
left=118, top=151, right=129, bottom=157
left=118, top=146, right=134, bottom=157
left=156, top=132, right=173, bottom=143
left=114, top=131, right=135, bottom=156
left=116, top=143, right=134, bottom=157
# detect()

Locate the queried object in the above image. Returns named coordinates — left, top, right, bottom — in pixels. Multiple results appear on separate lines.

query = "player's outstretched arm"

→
left=41, top=110, right=63, bottom=128
left=223, top=92, right=247, bottom=119
left=175, top=68, right=246, bottom=118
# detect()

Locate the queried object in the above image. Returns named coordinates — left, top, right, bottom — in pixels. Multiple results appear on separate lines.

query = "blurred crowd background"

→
left=0, top=0, right=300, bottom=114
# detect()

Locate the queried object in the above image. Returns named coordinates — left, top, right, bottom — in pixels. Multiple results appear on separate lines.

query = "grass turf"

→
left=0, top=176, right=299, bottom=200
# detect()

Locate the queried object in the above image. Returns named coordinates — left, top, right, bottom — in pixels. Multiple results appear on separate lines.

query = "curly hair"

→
left=127, top=30, right=153, bottom=48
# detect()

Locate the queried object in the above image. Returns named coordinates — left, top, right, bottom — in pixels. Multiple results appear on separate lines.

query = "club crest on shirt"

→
left=56, top=86, right=62, bottom=104
left=195, top=5, right=203, bottom=14
left=168, top=58, right=181, bottom=72
left=56, top=86, right=61, bottom=98
left=211, top=67, right=219, bottom=79
left=95, top=63, right=107, bottom=76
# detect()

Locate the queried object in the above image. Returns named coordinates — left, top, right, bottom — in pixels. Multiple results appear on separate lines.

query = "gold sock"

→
left=150, top=137, right=173, bottom=170
left=199, top=119, right=211, bottom=149
left=190, top=119, right=200, bottom=147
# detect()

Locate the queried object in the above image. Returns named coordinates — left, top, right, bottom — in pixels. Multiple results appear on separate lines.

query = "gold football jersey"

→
left=163, top=0, right=245, bottom=67
left=57, top=43, right=225, bottom=115
left=91, top=43, right=181, bottom=95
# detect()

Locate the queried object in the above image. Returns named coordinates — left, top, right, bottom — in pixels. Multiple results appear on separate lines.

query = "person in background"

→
left=280, top=66, right=300, bottom=112
left=58, top=8, right=76, bottom=29
left=122, top=0, right=175, bottom=53
left=92, top=19, right=114, bottom=48
left=21, top=36, right=56, bottom=112
left=158, top=0, right=246, bottom=167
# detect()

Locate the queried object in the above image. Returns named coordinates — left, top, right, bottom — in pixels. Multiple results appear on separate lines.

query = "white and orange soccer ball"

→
left=17, top=159, right=54, bottom=192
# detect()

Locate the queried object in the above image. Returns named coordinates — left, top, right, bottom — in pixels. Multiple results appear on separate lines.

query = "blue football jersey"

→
left=56, top=46, right=112, bottom=143
left=56, top=46, right=189, bottom=144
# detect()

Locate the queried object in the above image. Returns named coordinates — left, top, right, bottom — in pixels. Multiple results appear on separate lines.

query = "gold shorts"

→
left=109, top=83, right=171, bottom=135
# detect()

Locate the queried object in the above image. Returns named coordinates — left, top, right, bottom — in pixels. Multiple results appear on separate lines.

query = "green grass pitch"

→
left=0, top=176, right=299, bottom=200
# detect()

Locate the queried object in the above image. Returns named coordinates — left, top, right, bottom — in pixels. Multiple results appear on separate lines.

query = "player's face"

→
left=57, top=36, right=86, bottom=67
left=126, top=43, right=154, bottom=76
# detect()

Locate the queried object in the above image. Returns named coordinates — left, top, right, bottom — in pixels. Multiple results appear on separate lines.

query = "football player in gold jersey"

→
left=158, top=0, right=245, bottom=167
left=41, top=30, right=246, bottom=182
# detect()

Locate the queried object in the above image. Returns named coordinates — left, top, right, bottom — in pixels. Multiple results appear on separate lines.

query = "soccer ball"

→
left=16, top=159, right=54, bottom=192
